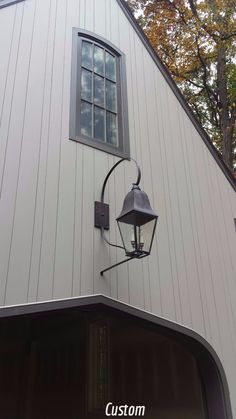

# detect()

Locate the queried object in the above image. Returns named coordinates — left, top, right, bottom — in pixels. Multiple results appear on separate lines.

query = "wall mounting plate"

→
left=94, top=201, right=109, bottom=230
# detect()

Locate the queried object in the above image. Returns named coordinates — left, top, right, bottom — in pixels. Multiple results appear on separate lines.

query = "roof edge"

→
left=117, top=0, right=236, bottom=192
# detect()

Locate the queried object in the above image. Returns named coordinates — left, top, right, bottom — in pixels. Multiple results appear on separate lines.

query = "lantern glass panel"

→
left=140, top=218, right=156, bottom=253
left=117, top=218, right=156, bottom=256
left=117, top=222, right=135, bottom=255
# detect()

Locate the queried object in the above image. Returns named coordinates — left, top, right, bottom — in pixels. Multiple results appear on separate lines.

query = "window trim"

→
left=0, top=0, right=24, bottom=8
left=69, top=28, right=130, bottom=158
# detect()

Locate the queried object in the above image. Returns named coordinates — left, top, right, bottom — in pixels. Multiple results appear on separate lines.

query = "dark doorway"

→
left=0, top=296, right=232, bottom=418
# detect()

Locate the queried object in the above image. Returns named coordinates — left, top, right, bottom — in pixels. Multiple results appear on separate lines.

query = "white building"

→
left=0, top=0, right=235, bottom=418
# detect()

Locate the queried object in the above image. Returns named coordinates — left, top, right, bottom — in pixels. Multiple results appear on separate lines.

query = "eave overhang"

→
left=0, top=294, right=233, bottom=419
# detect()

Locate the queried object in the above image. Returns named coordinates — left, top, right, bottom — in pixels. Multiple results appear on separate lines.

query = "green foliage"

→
left=127, top=0, right=236, bottom=171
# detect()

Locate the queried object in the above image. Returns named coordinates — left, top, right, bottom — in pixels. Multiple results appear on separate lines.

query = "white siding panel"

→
left=37, top=0, right=67, bottom=301
left=72, top=144, right=83, bottom=296
left=109, top=0, right=119, bottom=46
left=85, top=0, right=94, bottom=32
left=53, top=0, right=77, bottom=300
left=0, top=5, right=16, bottom=154
left=0, top=4, right=25, bottom=304
left=215, top=167, right=236, bottom=281
left=27, top=0, right=57, bottom=302
left=94, top=0, right=106, bottom=36
left=80, top=146, right=94, bottom=295
left=78, top=0, right=85, bottom=28
left=0, top=0, right=36, bottom=305
left=178, top=117, right=212, bottom=339
left=0, top=3, right=24, bottom=194
left=105, top=0, right=111, bottom=40
left=152, top=69, right=180, bottom=321
left=177, top=110, right=206, bottom=334
left=201, top=142, right=234, bottom=363
left=5, top=0, right=53, bottom=306
left=191, top=127, right=223, bottom=356
left=156, top=67, right=190, bottom=324
left=204, top=147, right=236, bottom=395
left=208, top=154, right=236, bottom=353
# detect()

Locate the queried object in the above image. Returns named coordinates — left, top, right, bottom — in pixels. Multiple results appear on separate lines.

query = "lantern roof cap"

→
left=116, top=184, right=158, bottom=225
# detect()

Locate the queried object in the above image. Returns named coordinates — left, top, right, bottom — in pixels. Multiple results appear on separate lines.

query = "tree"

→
left=127, top=0, right=236, bottom=171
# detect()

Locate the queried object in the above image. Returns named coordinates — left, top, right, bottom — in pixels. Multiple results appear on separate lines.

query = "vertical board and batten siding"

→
left=0, top=0, right=236, bottom=414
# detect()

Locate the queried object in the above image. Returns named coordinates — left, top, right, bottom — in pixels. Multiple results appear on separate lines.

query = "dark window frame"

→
left=69, top=28, right=130, bottom=159
left=0, top=0, right=24, bottom=8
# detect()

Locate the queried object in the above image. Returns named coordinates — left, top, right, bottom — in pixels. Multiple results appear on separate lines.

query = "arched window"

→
left=69, top=29, right=130, bottom=158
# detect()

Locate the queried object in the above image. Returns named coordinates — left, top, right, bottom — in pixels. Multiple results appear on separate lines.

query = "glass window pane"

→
left=81, top=69, right=92, bottom=102
left=81, top=41, right=93, bottom=70
left=94, top=46, right=104, bottom=76
left=106, top=112, right=117, bottom=146
left=105, top=52, right=116, bottom=81
left=94, top=75, right=104, bottom=107
left=106, top=80, right=117, bottom=112
left=80, top=101, right=92, bottom=137
left=94, top=107, right=105, bottom=141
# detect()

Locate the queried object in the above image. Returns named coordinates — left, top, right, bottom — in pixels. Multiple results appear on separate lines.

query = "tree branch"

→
left=172, top=72, right=204, bottom=89
left=187, top=0, right=198, bottom=18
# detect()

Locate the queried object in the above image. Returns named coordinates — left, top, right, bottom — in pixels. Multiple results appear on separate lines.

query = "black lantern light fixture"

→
left=95, top=158, right=158, bottom=275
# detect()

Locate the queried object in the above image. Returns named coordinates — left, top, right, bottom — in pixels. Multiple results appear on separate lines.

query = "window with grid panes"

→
left=70, top=30, right=130, bottom=158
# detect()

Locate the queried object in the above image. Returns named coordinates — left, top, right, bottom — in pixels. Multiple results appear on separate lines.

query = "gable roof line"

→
left=117, top=0, right=236, bottom=192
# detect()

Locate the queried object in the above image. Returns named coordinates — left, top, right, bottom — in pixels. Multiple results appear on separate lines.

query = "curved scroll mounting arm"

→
left=97, top=157, right=141, bottom=250
left=101, top=157, right=141, bottom=203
